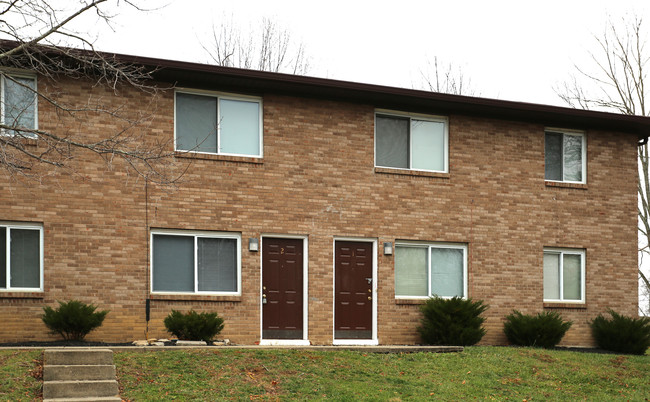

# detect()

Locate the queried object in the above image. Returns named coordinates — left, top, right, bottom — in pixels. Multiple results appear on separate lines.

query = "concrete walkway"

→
left=108, top=344, right=464, bottom=353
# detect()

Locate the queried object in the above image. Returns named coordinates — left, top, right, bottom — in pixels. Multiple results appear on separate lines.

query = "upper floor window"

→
left=175, top=90, right=262, bottom=157
left=375, top=111, right=448, bottom=173
left=543, top=248, right=585, bottom=303
left=1, top=73, right=37, bottom=137
left=545, top=129, right=585, bottom=183
left=395, top=242, right=467, bottom=299
left=1, top=222, right=43, bottom=291
left=151, top=229, right=241, bottom=295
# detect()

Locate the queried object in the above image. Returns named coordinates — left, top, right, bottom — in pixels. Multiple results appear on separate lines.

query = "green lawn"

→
left=1, top=346, right=648, bottom=401
left=0, top=350, right=42, bottom=401
left=114, top=347, right=649, bottom=401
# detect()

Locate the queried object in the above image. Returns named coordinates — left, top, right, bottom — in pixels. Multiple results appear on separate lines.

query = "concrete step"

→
left=42, top=349, right=120, bottom=401
left=43, top=380, right=119, bottom=400
left=44, top=364, right=116, bottom=381
left=44, top=349, right=114, bottom=366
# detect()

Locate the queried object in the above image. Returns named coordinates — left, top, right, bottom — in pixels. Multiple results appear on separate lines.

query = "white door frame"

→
left=259, top=234, right=309, bottom=346
left=332, top=237, right=378, bottom=346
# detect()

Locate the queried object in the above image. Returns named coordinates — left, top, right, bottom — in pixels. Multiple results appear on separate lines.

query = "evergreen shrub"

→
left=164, top=310, right=225, bottom=342
left=590, top=310, right=650, bottom=355
left=417, top=296, right=488, bottom=346
left=503, top=310, right=572, bottom=348
left=42, top=300, right=109, bottom=341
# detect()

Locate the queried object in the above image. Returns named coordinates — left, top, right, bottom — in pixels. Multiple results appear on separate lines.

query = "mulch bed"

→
left=0, top=341, right=133, bottom=347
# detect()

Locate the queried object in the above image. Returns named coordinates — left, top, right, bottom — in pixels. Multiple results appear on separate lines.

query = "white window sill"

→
left=0, top=291, right=44, bottom=298
left=174, top=151, right=263, bottom=164
left=375, top=167, right=449, bottom=179
left=149, top=293, right=241, bottom=302
left=545, top=181, right=587, bottom=190
left=543, top=301, right=587, bottom=309
left=395, top=298, right=427, bottom=305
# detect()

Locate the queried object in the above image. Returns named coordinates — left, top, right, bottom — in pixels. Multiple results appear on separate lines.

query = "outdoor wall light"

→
left=249, top=238, right=259, bottom=252
left=384, top=242, right=393, bottom=255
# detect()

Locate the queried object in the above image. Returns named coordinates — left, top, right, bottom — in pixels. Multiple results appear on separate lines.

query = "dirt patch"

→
left=554, top=346, right=622, bottom=355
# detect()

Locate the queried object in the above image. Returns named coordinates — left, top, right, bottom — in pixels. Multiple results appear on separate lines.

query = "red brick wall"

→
left=0, top=76, right=638, bottom=346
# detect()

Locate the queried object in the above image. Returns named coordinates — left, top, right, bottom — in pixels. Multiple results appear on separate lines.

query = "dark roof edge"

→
left=2, top=39, right=648, bottom=139
left=123, top=53, right=650, bottom=139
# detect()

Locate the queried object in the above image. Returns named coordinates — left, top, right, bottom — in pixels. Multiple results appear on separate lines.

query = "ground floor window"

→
left=395, top=242, right=467, bottom=298
left=151, top=230, right=240, bottom=295
left=0, top=222, right=43, bottom=291
left=543, top=248, right=585, bottom=302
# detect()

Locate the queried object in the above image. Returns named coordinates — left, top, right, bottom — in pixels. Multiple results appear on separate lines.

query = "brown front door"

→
left=335, top=240, right=373, bottom=339
left=262, top=238, right=304, bottom=339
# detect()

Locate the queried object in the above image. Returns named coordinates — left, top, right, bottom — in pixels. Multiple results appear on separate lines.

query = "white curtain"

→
left=395, top=246, right=427, bottom=296
left=562, top=254, right=582, bottom=300
left=543, top=253, right=560, bottom=299
left=412, top=120, right=444, bottom=171
left=430, top=247, right=463, bottom=297
left=4, top=76, right=36, bottom=134
left=219, top=99, right=260, bottom=156
left=563, top=135, right=583, bottom=182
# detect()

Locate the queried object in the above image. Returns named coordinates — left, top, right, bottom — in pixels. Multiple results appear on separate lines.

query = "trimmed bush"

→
left=164, top=310, right=225, bottom=342
left=417, top=296, right=488, bottom=346
left=590, top=310, right=650, bottom=355
left=503, top=310, right=572, bottom=348
left=42, top=300, right=109, bottom=341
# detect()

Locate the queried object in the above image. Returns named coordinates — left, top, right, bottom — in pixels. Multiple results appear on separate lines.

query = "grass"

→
left=113, top=346, right=650, bottom=401
left=0, top=350, right=42, bottom=401
left=1, top=346, right=648, bottom=401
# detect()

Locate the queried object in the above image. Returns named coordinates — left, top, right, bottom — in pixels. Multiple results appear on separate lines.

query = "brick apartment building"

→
left=1, top=50, right=648, bottom=346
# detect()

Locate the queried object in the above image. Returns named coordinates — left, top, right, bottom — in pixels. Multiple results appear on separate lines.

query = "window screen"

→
left=2, top=76, right=36, bottom=136
left=545, top=131, right=584, bottom=182
left=1, top=225, right=42, bottom=290
left=198, top=237, right=237, bottom=292
left=175, top=91, right=261, bottom=157
left=152, top=232, right=239, bottom=294
left=395, top=243, right=466, bottom=298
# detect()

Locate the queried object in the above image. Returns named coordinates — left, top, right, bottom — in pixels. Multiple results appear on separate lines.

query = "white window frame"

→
left=394, top=241, right=467, bottom=299
left=374, top=109, right=449, bottom=173
left=0, top=71, right=38, bottom=137
left=0, top=222, right=44, bottom=292
left=150, top=229, right=241, bottom=296
left=544, top=128, right=586, bottom=184
left=543, top=247, right=586, bottom=303
left=174, top=88, right=263, bottom=158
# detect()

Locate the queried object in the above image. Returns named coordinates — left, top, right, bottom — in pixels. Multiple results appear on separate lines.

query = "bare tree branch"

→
left=557, top=14, right=650, bottom=315
left=0, top=1, right=184, bottom=185
left=418, top=56, right=478, bottom=96
left=202, top=15, right=311, bottom=75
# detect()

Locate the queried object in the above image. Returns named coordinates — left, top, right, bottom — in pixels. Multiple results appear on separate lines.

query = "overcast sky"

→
left=83, top=0, right=650, bottom=107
